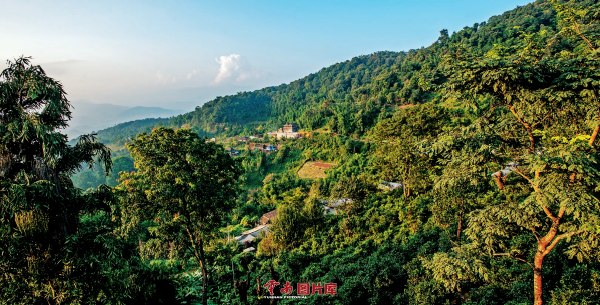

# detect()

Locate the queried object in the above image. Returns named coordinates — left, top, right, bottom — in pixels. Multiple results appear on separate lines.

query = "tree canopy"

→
left=116, top=127, right=243, bottom=305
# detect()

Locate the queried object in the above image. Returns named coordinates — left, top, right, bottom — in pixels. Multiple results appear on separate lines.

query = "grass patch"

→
left=297, top=161, right=337, bottom=179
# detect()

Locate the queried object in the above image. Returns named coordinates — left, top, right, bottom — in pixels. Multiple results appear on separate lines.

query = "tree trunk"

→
left=199, top=238, right=208, bottom=305
left=456, top=207, right=463, bottom=240
left=532, top=218, right=561, bottom=305
left=346, top=212, right=350, bottom=237
left=493, top=171, right=504, bottom=190
left=186, top=226, right=208, bottom=305
left=235, top=272, right=251, bottom=303
left=589, top=125, right=599, bottom=146
left=407, top=167, right=411, bottom=197
left=533, top=252, right=544, bottom=305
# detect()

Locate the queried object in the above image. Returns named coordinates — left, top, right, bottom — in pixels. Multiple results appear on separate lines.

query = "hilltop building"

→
left=283, top=123, right=299, bottom=132
left=275, top=122, right=301, bottom=139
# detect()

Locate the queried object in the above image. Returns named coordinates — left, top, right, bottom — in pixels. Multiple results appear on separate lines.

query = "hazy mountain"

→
left=90, top=0, right=558, bottom=153
left=65, top=101, right=182, bottom=138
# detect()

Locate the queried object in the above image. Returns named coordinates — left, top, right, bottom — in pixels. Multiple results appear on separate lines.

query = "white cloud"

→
left=213, top=54, right=261, bottom=85
left=186, top=70, right=198, bottom=79
left=156, top=71, right=176, bottom=84
left=156, top=69, right=199, bottom=85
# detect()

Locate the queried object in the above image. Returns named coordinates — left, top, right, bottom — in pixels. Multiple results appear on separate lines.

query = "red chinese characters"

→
left=263, top=280, right=280, bottom=296
left=311, top=283, right=323, bottom=295
left=297, top=283, right=310, bottom=295
left=280, top=281, right=293, bottom=295
left=325, top=283, right=337, bottom=295
left=264, top=280, right=337, bottom=296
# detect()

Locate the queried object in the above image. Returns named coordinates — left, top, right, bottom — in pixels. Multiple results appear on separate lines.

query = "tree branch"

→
left=590, top=125, right=599, bottom=147
left=572, top=20, right=596, bottom=52
left=542, top=230, right=584, bottom=256
left=540, top=204, right=557, bottom=222
left=533, top=170, right=557, bottom=222
left=557, top=206, right=566, bottom=219
left=507, top=105, right=535, bottom=152
left=514, top=166, right=533, bottom=184
left=494, top=253, right=534, bottom=270
left=531, top=112, right=553, bottom=129
left=589, top=85, right=599, bottom=146
left=531, top=227, right=540, bottom=243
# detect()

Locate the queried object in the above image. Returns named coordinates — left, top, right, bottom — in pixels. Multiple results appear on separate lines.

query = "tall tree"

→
left=427, top=23, right=600, bottom=304
left=116, top=127, right=242, bottom=305
left=0, top=57, right=114, bottom=303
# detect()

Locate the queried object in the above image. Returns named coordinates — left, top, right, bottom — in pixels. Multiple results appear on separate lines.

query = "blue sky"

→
left=1, top=0, right=533, bottom=111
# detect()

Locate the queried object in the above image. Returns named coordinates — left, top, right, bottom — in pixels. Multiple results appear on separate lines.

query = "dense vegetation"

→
left=4, top=0, right=600, bottom=304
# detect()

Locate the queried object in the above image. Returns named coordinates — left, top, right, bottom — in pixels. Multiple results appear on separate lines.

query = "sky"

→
left=1, top=0, right=533, bottom=112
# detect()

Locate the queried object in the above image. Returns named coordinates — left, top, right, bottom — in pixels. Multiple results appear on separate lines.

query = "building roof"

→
left=328, top=198, right=352, bottom=208
left=240, top=225, right=269, bottom=236
left=378, top=181, right=403, bottom=190
left=235, top=234, right=256, bottom=244
left=491, top=162, right=519, bottom=177
left=234, top=225, right=270, bottom=245
left=261, top=210, right=278, bottom=220
left=322, top=206, right=336, bottom=215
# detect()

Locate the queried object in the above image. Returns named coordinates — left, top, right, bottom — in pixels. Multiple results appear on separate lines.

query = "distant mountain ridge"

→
left=65, top=101, right=181, bottom=138
left=89, top=0, right=560, bottom=151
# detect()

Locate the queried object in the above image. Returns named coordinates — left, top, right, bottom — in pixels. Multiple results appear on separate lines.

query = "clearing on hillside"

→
left=297, top=161, right=337, bottom=179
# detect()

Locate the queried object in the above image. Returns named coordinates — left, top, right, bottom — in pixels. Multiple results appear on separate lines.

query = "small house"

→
left=225, top=147, right=239, bottom=156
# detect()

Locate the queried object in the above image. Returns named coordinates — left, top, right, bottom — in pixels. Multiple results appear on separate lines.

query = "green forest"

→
left=3, top=0, right=600, bottom=304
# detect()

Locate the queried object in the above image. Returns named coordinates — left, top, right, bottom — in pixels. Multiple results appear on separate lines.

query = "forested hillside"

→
left=5, top=0, right=600, bottom=304
left=75, top=0, right=563, bottom=190
left=92, top=0, right=557, bottom=148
